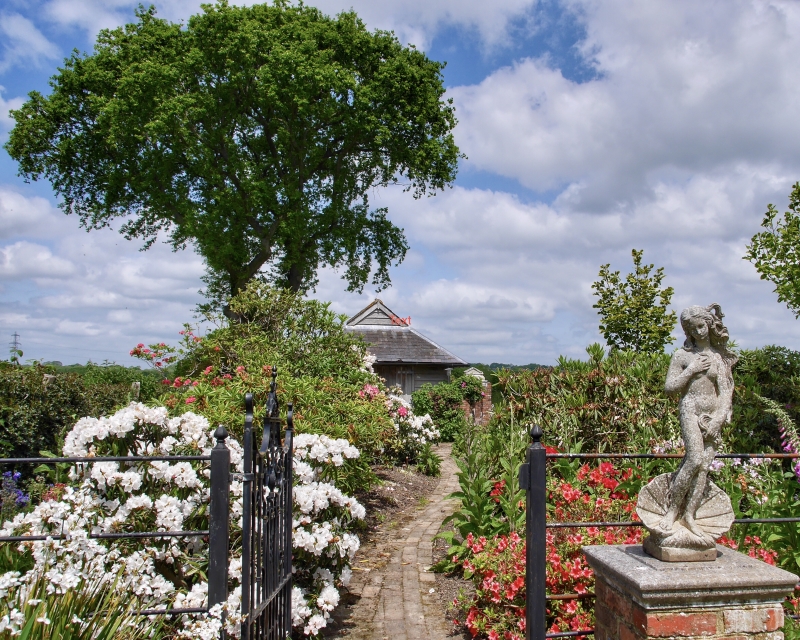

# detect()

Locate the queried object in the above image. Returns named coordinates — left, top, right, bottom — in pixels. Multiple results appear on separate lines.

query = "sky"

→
left=2, top=0, right=800, bottom=366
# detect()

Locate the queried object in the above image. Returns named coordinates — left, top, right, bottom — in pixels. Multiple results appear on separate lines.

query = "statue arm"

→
left=664, top=351, right=692, bottom=396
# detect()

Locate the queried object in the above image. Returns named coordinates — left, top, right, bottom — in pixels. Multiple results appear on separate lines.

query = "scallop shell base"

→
left=636, top=472, right=735, bottom=561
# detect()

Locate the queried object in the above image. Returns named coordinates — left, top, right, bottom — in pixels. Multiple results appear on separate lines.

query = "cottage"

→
left=345, top=299, right=466, bottom=396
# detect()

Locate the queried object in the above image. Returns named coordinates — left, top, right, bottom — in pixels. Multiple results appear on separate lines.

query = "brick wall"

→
left=594, top=576, right=784, bottom=640
left=460, top=380, right=493, bottom=426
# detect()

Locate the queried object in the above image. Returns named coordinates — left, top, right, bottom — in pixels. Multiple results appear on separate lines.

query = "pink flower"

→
left=203, top=366, right=213, bottom=375
left=398, top=406, right=408, bottom=417
left=185, top=397, right=197, bottom=404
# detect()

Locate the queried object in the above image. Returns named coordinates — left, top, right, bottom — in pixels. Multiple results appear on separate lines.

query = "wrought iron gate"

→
left=241, top=369, right=294, bottom=640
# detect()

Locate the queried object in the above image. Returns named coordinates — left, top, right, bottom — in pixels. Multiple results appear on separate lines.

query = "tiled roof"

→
left=349, top=326, right=466, bottom=365
left=346, top=299, right=466, bottom=366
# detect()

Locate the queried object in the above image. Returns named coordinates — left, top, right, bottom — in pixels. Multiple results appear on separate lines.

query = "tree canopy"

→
left=5, top=1, right=461, bottom=307
left=744, top=183, right=800, bottom=317
left=591, top=249, right=677, bottom=353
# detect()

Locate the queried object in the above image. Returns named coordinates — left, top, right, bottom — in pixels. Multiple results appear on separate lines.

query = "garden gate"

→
left=241, top=370, right=294, bottom=640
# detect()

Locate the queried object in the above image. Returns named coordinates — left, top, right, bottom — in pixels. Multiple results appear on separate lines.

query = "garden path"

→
left=330, top=443, right=460, bottom=640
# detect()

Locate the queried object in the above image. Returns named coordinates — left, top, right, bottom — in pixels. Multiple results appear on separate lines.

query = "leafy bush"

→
left=493, top=344, right=678, bottom=454
left=412, top=376, right=484, bottom=442
left=133, top=283, right=395, bottom=494
left=0, top=365, right=136, bottom=461
left=726, top=345, right=800, bottom=453
left=62, top=362, right=163, bottom=401
left=415, top=443, right=442, bottom=477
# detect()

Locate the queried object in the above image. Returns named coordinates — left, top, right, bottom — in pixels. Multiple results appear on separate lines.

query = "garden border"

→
left=0, top=432, right=231, bottom=620
left=519, top=425, right=800, bottom=640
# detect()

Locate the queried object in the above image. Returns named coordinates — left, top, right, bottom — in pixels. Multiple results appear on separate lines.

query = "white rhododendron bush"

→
left=0, top=403, right=365, bottom=638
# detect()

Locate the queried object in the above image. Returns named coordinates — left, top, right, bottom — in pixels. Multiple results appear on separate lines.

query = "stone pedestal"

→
left=583, top=545, right=798, bottom=640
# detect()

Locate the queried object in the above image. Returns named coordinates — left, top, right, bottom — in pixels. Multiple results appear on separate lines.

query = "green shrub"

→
left=57, top=362, right=163, bottom=401
left=494, top=344, right=678, bottom=453
left=135, top=283, right=395, bottom=493
left=415, top=442, right=442, bottom=477
left=0, top=365, right=135, bottom=461
left=725, top=345, right=800, bottom=453
left=493, top=343, right=800, bottom=456
left=411, top=376, right=484, bottom=442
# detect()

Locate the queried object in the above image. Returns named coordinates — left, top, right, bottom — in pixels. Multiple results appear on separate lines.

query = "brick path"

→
left=336, top=443, right=459, bottom=640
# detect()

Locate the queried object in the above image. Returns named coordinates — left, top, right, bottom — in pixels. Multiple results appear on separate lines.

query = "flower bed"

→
left=448, top=454, right=790, bottom=639
left=0, top=404, right=366, bottom=638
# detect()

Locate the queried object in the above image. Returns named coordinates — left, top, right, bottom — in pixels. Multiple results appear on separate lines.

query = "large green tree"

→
left=744, top=183, right=800, bottom=317
left=591, top=249, right=677, bottom=353
left=5, top=1, right=461, bottom=308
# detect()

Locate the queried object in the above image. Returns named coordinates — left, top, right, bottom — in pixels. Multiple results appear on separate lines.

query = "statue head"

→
left=680, top=303, right=737, bottom=364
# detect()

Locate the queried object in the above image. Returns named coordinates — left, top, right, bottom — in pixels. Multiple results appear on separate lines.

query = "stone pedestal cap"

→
left=583, top=545, right=798, bottom=610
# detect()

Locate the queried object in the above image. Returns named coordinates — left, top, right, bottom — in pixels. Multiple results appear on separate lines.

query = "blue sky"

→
left=2, top=0, right=800, bottom=366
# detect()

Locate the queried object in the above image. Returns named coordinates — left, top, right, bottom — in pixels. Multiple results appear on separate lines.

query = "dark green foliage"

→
left=411, top=378, right=483, bottom=442
left=745, top=183, right=800, bottom=317
left=494, top=344, right=679, bottom=453
left=725, top=346, right=800, bottom=453
left=50, top=362, right=163, bottom=401
left=6, top=2, right=461, bottom=303
left=592, top=249, right=677, bottom=353
left=0, top=365, right=135, bottom=461
left=493, top=343, right=800, bottom=456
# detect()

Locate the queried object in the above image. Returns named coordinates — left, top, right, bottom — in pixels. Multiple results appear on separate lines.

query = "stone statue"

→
left=636, top=303, right=737, bottom=561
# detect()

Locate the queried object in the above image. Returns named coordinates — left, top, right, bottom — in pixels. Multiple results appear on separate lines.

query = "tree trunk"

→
left=286, top=263, right=304, bottom=293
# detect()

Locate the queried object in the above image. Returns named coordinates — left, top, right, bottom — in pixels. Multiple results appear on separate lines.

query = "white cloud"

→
left=451, top=0, right=800, bottom=210
left=0, top=86, right=23, bottom=133
left=0, top=241, right=75, bottom=278
left=40, top=0, right=537, bottom=49
left=0, top=189, right=206, bottom=364
left=0, top=187, right=63, bottom=238
left=0, top=13, right=59, bottom=73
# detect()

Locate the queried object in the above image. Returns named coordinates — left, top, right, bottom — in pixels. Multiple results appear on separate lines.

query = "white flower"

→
left=304, top=613, right=327, bottom=636
left=317, top=584, right=339, bottom=614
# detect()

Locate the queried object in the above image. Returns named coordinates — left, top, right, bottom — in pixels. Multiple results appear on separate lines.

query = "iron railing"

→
left=240, top=370, right=294, bottom=640
left=0, top=428, right=232, bottom=621
left=519, top=425, right=800, bottom=640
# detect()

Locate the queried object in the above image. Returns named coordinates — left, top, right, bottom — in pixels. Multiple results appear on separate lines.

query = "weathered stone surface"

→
left=639, top=473, right=735, bottom=560
left=587, top=546, right=797, bottom=639
left=583, top=545, right=798, bottom=609
left=642, top=537, right=718, bottom=562
left=637, top=304, right=738, bottom=560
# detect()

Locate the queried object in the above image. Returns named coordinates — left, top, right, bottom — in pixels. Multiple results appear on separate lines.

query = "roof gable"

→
left=346, top=299, right=409, bottom=327
left=346, top=299, right=466, bottom=366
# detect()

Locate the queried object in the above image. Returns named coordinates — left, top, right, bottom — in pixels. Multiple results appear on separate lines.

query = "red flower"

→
left=185, top=397, right=197, bottom=404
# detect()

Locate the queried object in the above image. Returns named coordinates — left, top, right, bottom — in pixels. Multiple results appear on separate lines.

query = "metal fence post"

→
left=520, top=424, right=546, bottom=640
left=208, top=425, right=231, bottom=611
